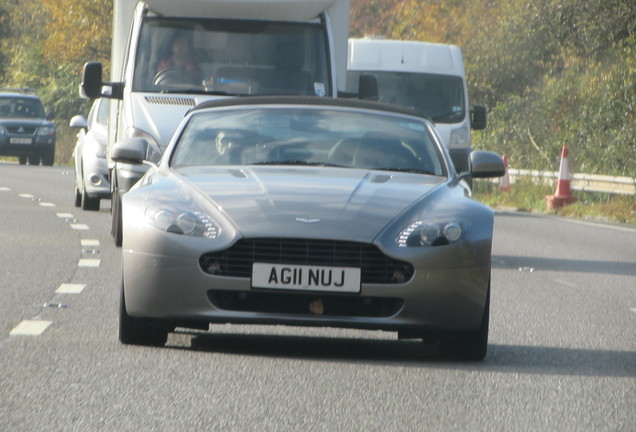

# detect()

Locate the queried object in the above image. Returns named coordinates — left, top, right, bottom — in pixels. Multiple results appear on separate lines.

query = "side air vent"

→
left=144, top=96, right=196, bottom=106
left=371, top=174, right=392, bottom=184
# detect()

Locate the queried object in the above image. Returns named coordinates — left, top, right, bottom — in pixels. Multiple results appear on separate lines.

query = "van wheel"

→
left=112, top=191, right=123, bottom=247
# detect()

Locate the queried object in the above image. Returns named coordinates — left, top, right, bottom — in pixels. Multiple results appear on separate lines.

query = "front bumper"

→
left=82, top=156, right=111, bottom=198
left=0, top=135, right=55, bottom=156
left=122, top=239, right=491, bottom=336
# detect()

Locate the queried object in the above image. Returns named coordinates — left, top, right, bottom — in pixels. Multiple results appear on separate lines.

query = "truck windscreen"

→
left=133, top=17, right=330, bottom=97
left=346, top=71, right=466, bottom=124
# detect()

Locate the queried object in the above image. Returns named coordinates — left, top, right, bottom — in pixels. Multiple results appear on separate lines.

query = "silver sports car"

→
left=112, top=96, right=505, bottom=360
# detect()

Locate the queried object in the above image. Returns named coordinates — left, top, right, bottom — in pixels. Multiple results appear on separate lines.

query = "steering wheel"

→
left=153, top=67, right=195, bottom=86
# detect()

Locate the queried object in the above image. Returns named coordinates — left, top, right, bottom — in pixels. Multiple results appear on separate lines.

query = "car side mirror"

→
left=80, top=61, right=125, bottom=100
left=111, top=138, right=149, bottom=165
left=69, top=115, right=88, bottom=130
left=471, top=105, right=487, bottom=130
left=467, top=150, right=505, bottom=178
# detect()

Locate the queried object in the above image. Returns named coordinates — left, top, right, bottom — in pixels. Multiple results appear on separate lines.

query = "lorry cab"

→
left=80, top=0, right=351, bottom=246
left=346, top=38, right=486, bottom=175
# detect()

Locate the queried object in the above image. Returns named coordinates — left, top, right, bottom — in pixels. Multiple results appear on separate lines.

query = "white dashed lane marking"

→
left=1, top=191, right=101, bottom=341
left=10, top=320, right=52, bottom=336
left=81, top=239, right=100, bottom=247
left=78, top=258, right=100, bottom=268
left=56, top=283, right=87, bottom=294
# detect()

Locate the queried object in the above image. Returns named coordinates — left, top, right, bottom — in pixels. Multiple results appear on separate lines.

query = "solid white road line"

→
left=10, top=320, right=52, bottom=336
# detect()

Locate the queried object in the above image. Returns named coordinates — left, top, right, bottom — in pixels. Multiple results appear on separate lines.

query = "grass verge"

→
left=473, top=178, right=636, bottom=225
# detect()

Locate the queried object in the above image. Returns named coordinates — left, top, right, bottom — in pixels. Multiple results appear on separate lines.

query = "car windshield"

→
left=170, top=106, right=447, bottom=176
left=346, top=71, right=465, bottom=123
left=0, top=97, right=46, bottom=119
left=133, top=16, right=330, bottom=97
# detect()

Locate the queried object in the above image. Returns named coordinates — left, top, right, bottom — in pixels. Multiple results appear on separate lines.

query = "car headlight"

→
left=85, top=138, right=108, bottom=159
left=448, top=125, right=469, bottom=148
left=0, top=126, right=6, bottom=135
left=37, top=126, right=56, bottom=136
left=397, top=219, right=469, bottom=247
left=145, top=204, right=221, bottom=238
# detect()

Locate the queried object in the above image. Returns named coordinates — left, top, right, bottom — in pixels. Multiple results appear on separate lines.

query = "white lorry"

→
left=346, top=38, right=486, bottom=176
left=81, top=0, right=355, bottom=245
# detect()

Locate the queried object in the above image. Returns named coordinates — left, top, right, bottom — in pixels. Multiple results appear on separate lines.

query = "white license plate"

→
left=10, top=137, right=32, bottom=145
left=252, top=263, right=361, bottom=293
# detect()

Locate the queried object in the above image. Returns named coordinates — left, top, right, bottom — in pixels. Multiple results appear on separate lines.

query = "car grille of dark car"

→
left=6, top=126, right=36, bottom=135
left=199, top=238, right=414, bottom=284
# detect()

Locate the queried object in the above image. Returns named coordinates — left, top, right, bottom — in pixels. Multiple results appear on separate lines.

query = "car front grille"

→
left=7, top=126, right=36, bottom=135
left=199, top=238, right=414, bottom=284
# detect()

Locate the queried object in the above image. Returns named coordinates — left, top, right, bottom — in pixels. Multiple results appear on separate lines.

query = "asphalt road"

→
left=1, top=163, right=634, bottom=432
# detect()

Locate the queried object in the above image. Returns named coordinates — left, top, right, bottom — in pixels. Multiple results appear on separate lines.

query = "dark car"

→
left=0, top=89, right=56, bottom=165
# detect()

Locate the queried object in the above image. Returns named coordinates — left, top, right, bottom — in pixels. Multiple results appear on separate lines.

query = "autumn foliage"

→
left=1, top=0, right=634, bottom=175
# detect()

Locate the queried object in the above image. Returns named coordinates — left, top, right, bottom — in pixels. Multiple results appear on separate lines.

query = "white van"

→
left=346, top=38, right=486, bottom=175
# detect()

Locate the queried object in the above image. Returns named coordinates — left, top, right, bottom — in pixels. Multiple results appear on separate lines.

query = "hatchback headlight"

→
left=145, top=204, right=221, bottom=238
left=397, top=220, right=469, bottom=247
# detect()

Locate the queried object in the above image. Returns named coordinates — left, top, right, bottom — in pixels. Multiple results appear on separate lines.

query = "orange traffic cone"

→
left=546, top=145, right=577, bottom=210
left=500, top=155, right=511, bottom=192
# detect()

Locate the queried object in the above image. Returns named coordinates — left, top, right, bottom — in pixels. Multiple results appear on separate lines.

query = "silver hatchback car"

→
left=112, top=96, right=504, bottom=360
left=70, top=98, right=111, bottom=211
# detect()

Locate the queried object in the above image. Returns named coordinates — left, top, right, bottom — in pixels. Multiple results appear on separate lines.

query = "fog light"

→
left=89, top=173, right=102, bottom=186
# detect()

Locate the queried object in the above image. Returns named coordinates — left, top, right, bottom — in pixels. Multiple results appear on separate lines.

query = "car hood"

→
left=0, top=118, right=53, bottom=127
left=178, top=166, right=446, bottom=242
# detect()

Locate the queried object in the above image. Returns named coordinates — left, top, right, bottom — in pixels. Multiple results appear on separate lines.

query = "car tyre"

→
left=42, top=148, right=55, bottom=166
left=437, top=283, right=490, bottom=361
left=74, top=186, right=82, bottom=207
left=18, top=155, right=27, bottom=165
left=81, top=188, right=100, bottom=211
left=119, top=284, right=168, bottom=347
left=112, top=190, right=123, bottom=247
left=28, top=153, right=41, bottom=165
